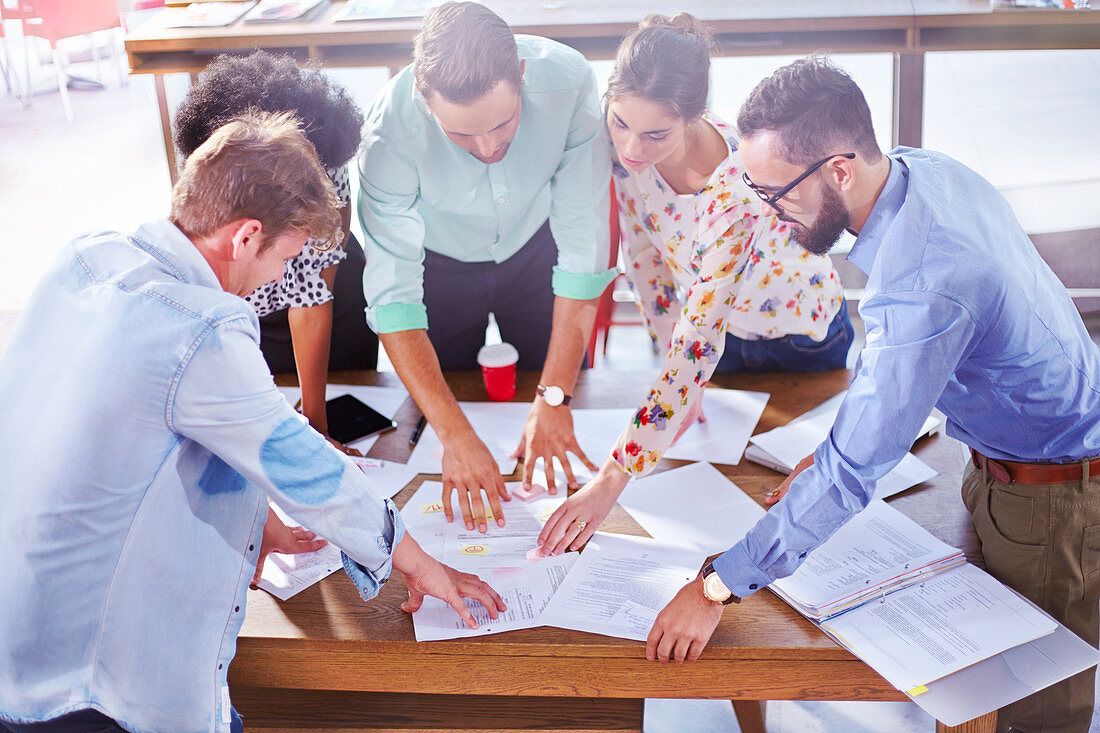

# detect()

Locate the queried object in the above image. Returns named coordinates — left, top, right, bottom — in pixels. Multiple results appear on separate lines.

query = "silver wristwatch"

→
left=536, top=384, right=572, bottom=407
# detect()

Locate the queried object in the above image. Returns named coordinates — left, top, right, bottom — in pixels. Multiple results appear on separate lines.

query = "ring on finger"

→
left=574, top=520, right=588, bottom=531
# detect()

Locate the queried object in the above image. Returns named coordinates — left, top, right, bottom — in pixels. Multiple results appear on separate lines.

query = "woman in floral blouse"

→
left=538, top=13, right=851, bottom=554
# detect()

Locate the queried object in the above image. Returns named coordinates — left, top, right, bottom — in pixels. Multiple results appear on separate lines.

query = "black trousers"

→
left=258, top=231, right=379, bottom=374
left=423, top=220, right=557, bottom=371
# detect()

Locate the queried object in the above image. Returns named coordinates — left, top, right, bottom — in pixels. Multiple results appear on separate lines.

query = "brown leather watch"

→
left=701, top=562, right=740, bottom=605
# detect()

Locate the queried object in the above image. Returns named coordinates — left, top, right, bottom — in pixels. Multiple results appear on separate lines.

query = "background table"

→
left=228, top=367, right=992, bottom=732
left=123, top=0, right=1100, bottom=183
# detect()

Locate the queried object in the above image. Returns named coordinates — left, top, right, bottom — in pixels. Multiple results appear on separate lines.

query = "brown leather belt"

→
left=971, top=448, right=1100, bottom=485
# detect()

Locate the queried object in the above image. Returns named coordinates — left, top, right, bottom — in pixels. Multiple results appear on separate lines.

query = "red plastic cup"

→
left=477, top=342, right=519, bottom=401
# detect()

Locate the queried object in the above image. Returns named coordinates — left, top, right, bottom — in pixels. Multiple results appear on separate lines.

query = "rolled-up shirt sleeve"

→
left=547, top=64, right=615, bottom=300
left=170, top=316, right=406, bottom=599
left=713, top=289, right=976, bottom=597
left=358, top=127, right=428, bottom=334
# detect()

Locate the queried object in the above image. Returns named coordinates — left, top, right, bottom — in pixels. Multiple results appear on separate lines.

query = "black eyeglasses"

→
left=742, top=153, right=856, bottom=214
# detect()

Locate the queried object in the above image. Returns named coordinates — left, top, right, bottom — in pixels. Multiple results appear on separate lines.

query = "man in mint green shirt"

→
left=359, top=2, right=613, bottom=533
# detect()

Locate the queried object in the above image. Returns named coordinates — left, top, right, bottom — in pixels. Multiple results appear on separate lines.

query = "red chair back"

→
left=19, top=0, right=120, bottom=45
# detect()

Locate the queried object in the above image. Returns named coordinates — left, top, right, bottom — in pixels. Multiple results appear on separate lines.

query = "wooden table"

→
left=123, top=0, right=1100, bottom=183
left=229, top=368, right=993, bottom=732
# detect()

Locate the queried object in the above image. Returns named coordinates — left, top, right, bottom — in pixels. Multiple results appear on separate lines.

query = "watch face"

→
left=704, top=572, right=729, bottom=603
left=543, top=385, right=564, bottom=406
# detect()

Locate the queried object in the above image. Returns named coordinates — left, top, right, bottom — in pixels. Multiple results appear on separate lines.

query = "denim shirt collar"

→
left=132, top=218, right=224, bottom=291
left=847, top=155, right=908, bottom=276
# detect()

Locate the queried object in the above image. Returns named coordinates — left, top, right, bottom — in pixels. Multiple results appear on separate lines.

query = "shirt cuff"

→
left=551, top=266, right=617, bottom=301
left=371, top=303, right=428, bottom=334
left=340, top=497, right=406, bottom=602
left=712, top=541, right=774, bottom=599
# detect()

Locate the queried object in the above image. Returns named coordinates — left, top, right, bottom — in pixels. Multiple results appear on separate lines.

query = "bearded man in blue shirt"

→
left=647, top=56, right=1100, bottom=732
left=0, top=112, right=504, bottom=733
left=359, top=2, right=615, bottom=535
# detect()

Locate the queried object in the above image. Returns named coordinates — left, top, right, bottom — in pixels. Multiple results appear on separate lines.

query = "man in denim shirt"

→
left=0, top=113, right=503, bottom=733
left=648, top=58, right=1100, bottom=731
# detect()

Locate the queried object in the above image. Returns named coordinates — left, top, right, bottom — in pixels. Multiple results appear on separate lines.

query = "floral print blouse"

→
left=610, top=113, right=845, bottom=477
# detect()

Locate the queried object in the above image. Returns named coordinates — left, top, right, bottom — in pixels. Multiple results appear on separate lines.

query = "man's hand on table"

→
left=513, top=398, right=598, bottom=494
left=441, top=432, right=510, bottom=533
left=250, top=506, right=328, bottom=589
left=393, top=533, right=507, bottom=630
left=536, top=460, right=629, bottom=556
left=765, top=452, right=815, bottom=508
left=646, top=576, right=725, bottom=663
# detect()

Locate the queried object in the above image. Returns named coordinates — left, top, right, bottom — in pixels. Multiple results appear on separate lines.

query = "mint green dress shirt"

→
left=358, top=35, right=614, bottom=334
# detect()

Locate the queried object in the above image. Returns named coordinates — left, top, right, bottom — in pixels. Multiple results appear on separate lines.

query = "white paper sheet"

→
left=662, top=388, right=770, bottom=465
left=349, top=456, right=419, bottom=500
left=540, top=533, right=707, bottom=641
left=820, top=563, right=1057, bottom=691
left=411, top=553, right=578, bottom=640
left=769, top=499, right=964, bottom=619
left=406, top=402, right=528, bottom=474
left=616, top=462, right=765, bottom=554
left=255, top=503, right=343, bottom=601
left=746, top=391, right=938, bottom=500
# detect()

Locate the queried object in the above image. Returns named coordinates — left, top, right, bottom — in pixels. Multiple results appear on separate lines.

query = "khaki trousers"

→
left=962, top=459, right=1100, bottom=733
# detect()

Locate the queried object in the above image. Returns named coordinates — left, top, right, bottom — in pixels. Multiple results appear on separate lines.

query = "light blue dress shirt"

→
left=358, top=35, right=614, bottom=334
left=0, top=220, right=406, bottom=732
left=714, top=148, right=1100, bottom=597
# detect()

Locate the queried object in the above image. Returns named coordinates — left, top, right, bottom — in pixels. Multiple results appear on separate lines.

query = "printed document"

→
left=255, top=503, right=343, bottom=601
left=406, top=402, right=527, bottom=474
left=821, top=563, right=1057, bottom=691
left=662, top=388, right=769, bottom=465
left=540, top=533, right=707, bottom=641
left=616, top=462, right=765, bottom=554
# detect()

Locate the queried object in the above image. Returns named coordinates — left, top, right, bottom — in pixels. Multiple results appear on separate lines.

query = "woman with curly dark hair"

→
left=175, top=51, right=379, bottom=578
left=174, top=49, right=378, bottom=452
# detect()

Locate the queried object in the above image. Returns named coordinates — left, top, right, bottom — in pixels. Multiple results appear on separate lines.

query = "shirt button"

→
left=749, top=584, right=758, bottom=590
left=497, top=197, right=504, bottom=204
left=218, top=664, right=223, bottom=670
left=799, top=552, right=807, bottom=559
left=249, top=544, right=254, bottom=552
left=234, top=606, right=240, bottom=613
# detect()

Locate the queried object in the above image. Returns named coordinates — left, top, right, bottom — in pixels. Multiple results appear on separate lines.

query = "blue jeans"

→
left=714, top=305, right=854, bottom=373
left=1, top=708, right=243, bottom=733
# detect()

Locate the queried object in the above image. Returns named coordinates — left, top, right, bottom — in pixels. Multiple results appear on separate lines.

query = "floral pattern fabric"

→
left=610, top=114, right=845, bottom=477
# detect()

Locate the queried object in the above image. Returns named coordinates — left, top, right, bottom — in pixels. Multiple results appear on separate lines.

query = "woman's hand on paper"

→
left=393, top=534, right=507, bottom=630
left=536, top=461, right=630, bottom=556
left=765, top=452, right=815, bottom=508
left=646, top=576, right=725, bottom=663
left=441, top=432, right=510, bottom=533
left=250, top=506, right=328, bottom=589
left=671, top=393, right=706, bottom=446
left=513, top=398, right=599, bottom=495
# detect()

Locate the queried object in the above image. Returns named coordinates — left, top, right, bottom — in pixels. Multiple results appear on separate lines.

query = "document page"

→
left=616, top=462, right=765, bottom=554
left=349, top=456, right=419, bottom=499
left=540, top=533, right=707, bottom=641
left=412, top=553, right=578, bottom=640
left=255, top=503, right=343, bottom=601
left=406, top=402, right=528, bottom=474
left=821, top=563, right=1057, bottom=691
left=769, top=499, right=963, bottom=618
left=747, top=391, right=938, bottom=500
left=662, top=388, right=770, bottom=465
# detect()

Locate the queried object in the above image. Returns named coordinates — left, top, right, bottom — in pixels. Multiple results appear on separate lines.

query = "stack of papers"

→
left=745, top=390, right=938, bottom=500
left=769, top=500, right=965, bottom=621
left=166, top=1, right=257, bottom=27
left=243, top=0, right=328, bottom=22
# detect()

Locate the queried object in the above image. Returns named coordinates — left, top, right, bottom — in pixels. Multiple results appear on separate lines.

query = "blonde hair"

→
left=414, top=2, right=521, bottom=105
left=170, top=111, right=341, bottom=252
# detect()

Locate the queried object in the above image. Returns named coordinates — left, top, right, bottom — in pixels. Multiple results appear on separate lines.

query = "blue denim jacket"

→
left=0, top=220, right=406, bottom=732
left=714, top=149, right=1100, bottom=597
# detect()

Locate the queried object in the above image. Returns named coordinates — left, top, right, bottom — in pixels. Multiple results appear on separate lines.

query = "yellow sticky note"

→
left=420, top=501, right=444, bottom=515
left=460, top=544, right=490, bottom=557
left=907, top=685, right=929, bottom=696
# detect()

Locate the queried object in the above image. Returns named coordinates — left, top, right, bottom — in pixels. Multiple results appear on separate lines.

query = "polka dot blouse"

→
left=245, top=165, right=351, bottom=318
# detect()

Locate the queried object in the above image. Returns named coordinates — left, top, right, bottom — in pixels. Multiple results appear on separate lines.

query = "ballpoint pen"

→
left=409, top=415, right=427, bottom=446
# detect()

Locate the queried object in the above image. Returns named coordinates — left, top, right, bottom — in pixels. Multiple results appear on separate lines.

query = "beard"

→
left=784, top=185, right=850, bottom=256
